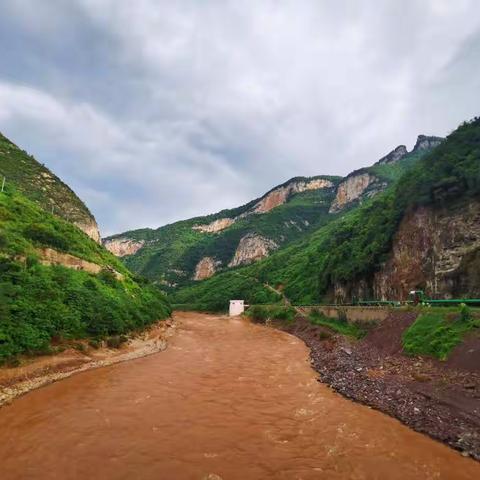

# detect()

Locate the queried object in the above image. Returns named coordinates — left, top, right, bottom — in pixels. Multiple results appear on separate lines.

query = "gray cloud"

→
left=0, top=0, right=479, bottom=235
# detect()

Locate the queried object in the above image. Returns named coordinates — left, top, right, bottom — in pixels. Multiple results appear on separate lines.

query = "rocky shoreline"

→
left=0, top=318, right=176, bottom=408
left=281, top=313, right=480, bottom=460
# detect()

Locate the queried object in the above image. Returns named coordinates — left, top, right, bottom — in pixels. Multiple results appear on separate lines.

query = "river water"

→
left=0, top=312, right=478, bottom=479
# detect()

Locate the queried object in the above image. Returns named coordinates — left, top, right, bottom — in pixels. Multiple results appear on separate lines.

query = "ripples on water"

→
left=0, top=313, right=478, bottom=479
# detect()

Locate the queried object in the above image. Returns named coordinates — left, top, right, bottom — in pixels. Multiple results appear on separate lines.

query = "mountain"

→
left=105, top=134, right=442, bottom=291
left=170, top=119, right=480, bottom=310
left=0, top=133, right=171, bottom=362
left=0, top=132, right=100, bottom=242
left=104, top=175, right=341, bottom=286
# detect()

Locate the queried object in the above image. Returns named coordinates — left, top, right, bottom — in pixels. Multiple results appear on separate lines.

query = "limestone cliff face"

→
left=412, top=135, right=444, bottom=153
left=373, top=200, right=480, bottom=300
left=253, top=178, right=334, bottom=214
left=329, top=172, right=382, bottom=213
left=376, top=145, right=408, bottom=165
left=193, top=218, right=235, bottom=233
left=0, top=132, right=103, bottom=244
left=74, top=220, right=101, bottom=244
left=193, top=256, right=221, bottom=280
left=191, top=178, right=334, bottom=235
left=103, top=237, right=145, bottom=257
left=37, top=247, right=124, bottom=280
left=333, top=199, right=480, bottom=302
left=228, top=233, right=278, bottom=267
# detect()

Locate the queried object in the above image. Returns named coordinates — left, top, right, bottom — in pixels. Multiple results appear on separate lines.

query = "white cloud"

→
left=0, top=0, right=480, bottom=235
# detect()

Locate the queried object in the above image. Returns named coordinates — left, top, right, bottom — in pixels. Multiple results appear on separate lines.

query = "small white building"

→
left=229, top=300, right=245, bottom=317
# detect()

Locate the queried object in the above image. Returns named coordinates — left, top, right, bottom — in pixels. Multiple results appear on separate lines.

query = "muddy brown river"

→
left=1, top=312, right=479, bottom=479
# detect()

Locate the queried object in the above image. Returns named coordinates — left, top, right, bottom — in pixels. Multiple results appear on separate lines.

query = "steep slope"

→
left=0, top=143, right=171, bottom=362
left=170, top=119, right=480, bottom=310
left=329, top=135, right=443, bottom=213
left=108, top=135, right=440, bottom=291
left=104, top=176, right=341, bottom=286
left=0, top=132, right=100, bottom=242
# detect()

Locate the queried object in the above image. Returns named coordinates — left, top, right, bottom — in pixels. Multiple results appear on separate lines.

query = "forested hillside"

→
left=0, top=137, right=171, bottom=362
left=171, top=119, right=480, bottom=310
left=105, top=176, right=341, bottom=287
left=0, top=133, right=101, bottom=242
left=106, top=135, right=441, bottom=289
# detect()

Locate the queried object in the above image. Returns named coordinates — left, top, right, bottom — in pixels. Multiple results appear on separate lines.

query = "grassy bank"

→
left=308, top=309, right=366, bottom=338
left=245, top=304, right=296, bottom=324
left=402, top=306, right=480, bottom=360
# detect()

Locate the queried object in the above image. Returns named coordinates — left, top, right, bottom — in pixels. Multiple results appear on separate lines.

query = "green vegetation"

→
left=0, top=185, right=126, bottom=271
left=108, top=176, right=340, bottom=287
left=0, top=181, right=171, bottom=363
left=0, top=132, right=96, bottom=226
left=245, top=304, right=296, bottom=324
left=309, top=309, right=366, bottom=338
left=402, top=306, right=480, bottom=360
left=0, top=258, right=170, bottom=361
left=172, top=118, right=480, bottom=309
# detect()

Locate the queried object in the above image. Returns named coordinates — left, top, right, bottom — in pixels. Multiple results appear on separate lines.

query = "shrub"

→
left=309, top=310, right=366, bottom=338
left=460, top=303, right=471, bottom=322
left=106, top=335, right=128, bottom=349
left=402, top=307, right=479, bottom=360
left=24, top=223, right=69, bottom=251
left=246, top=304, right=296, bottom=324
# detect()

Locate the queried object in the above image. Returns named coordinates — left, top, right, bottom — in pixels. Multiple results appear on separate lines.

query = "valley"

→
left=1, top=312, right=479, bottom=480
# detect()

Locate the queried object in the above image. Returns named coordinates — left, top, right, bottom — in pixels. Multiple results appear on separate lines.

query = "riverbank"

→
left=0, top=318, right=176, bottom=407
left=280, top=312, right=480, bottom=460
left=2, top=311, right=479, bottom=480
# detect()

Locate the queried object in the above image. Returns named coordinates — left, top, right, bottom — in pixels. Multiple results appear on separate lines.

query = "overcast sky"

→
left=0, top=1, right=479, bottom=236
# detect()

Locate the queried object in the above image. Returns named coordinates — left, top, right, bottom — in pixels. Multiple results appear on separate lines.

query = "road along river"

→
left=0, top=312, right=479, bottom=479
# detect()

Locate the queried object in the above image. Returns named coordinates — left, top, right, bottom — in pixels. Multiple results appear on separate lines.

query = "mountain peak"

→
left=412, top=135, right=444, bottom=153
left=376, top=145, right=408, bottom=165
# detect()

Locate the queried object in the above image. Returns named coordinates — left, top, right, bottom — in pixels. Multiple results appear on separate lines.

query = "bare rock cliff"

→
left=103, top=237, right=145, bottom=257
left=333, top=199, right=480, bottom=302
left=412, top=135, right=444, bottom=153
left=75, top=220, right=101, bottom=244
left=38, top=247, right=124, bottom=280
left=376, top=145, right=408, bottom=165
left=193, top=256, right=221, bottom=280
left=193, top=218, right=235, bottom=233
left=253, top=178, right=334, bottom=214
left=228, top=233, right=278, bottom=267
left=374, top=200, right=480, bottom=300
left=329, top=172, right=381, bottom=213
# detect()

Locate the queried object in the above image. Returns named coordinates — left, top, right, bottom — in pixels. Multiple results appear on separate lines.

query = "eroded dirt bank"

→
left=0, top=318, right=176, bottom=407
left=0, top=312, right=479, bottom=479
left=281, top=313, right=480, bottom=460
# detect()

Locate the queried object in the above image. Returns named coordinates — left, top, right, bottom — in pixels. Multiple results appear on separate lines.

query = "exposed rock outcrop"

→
left=329, top=172, right=382, bottom=213
left=375, top=145, right=408, bottom=165
left=412, top=135, right=444, bottom=153
left=0, top=132, right=102, bottom=244
left=193, top=256, right=221, bottom=280
left=75, top=220, right=101, bottom=244
left=253, top=178, right=334, bottom=214
left=374, top=200, right=480, bottom=300
left=193, top=218, right=235, bottom=233
left=103, top=238, right=145, bottom=257
left=333, top=199, right=480, bottom=302
left=37, top=247, right=124, bottom=280
left=228, top=233, right=278, bottom=267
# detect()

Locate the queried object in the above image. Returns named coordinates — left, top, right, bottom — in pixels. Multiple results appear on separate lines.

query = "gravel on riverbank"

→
left=281, top=313, right=480, bottom=460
